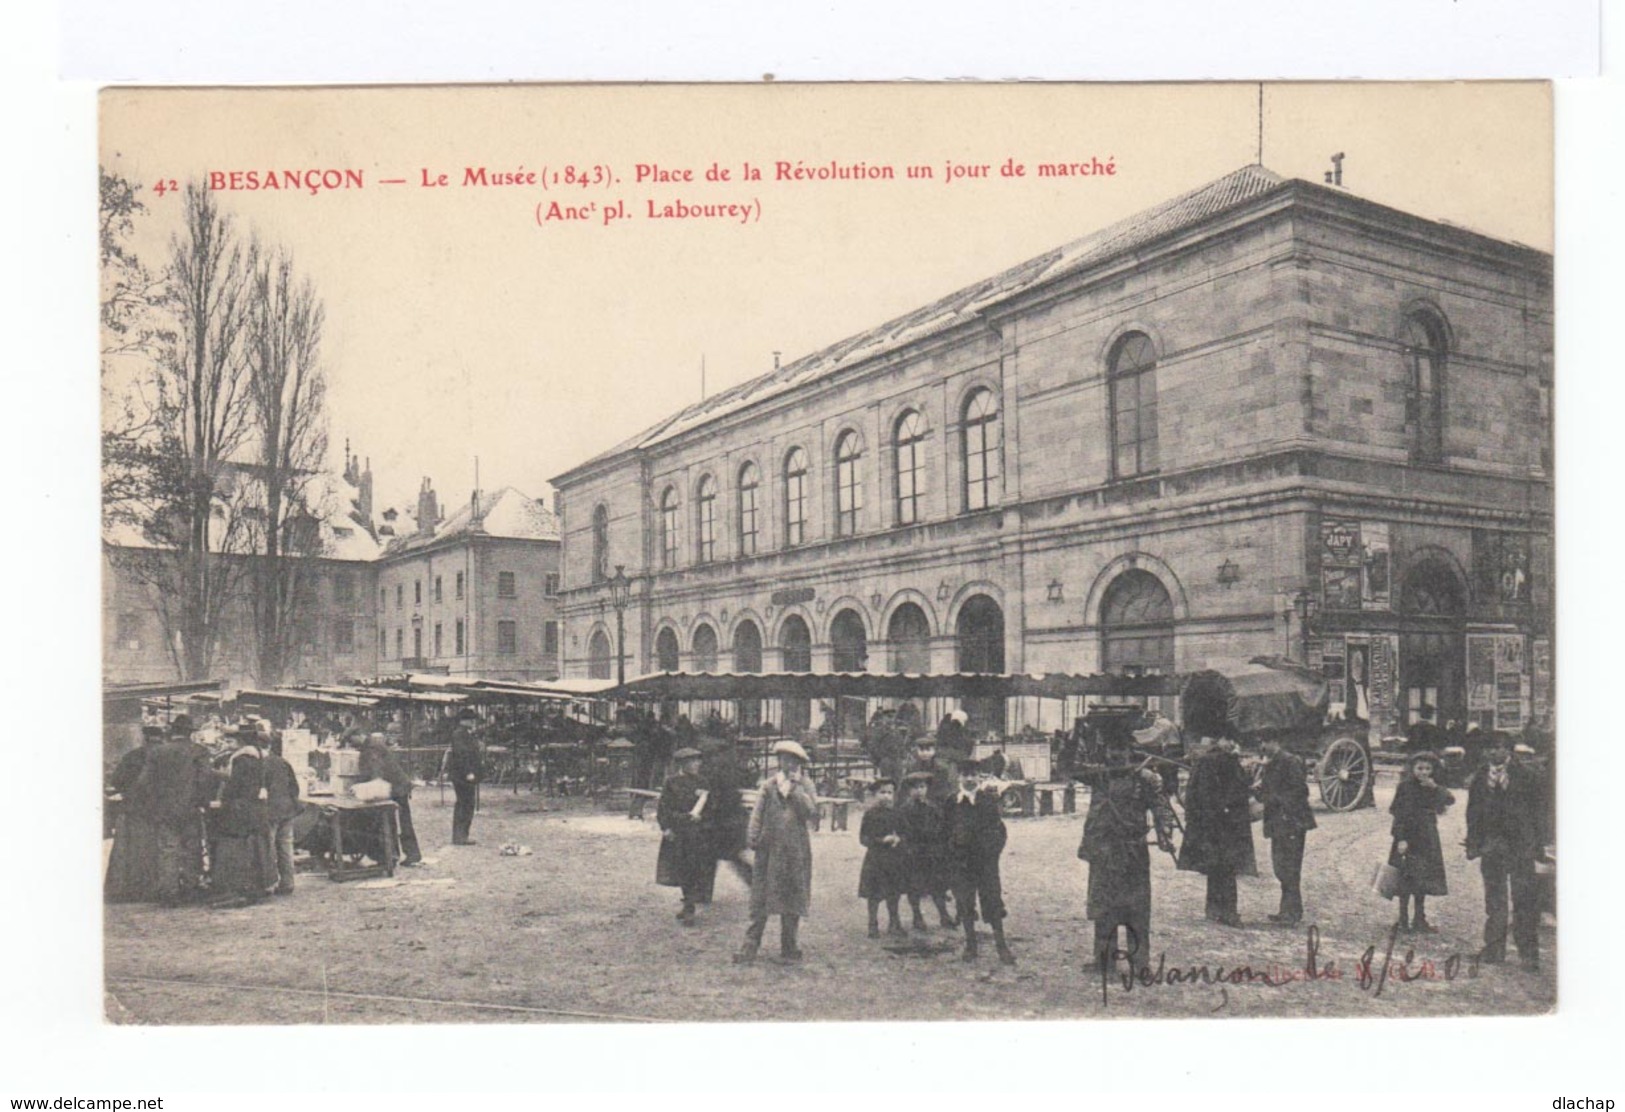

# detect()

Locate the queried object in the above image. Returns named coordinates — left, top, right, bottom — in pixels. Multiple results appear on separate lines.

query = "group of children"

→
left=857, top=760, right=1016, bottom=964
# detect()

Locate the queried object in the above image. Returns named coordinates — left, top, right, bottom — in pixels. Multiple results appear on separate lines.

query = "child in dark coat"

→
left=944, top=762, right=1016, bottom=964
left=1388, top=750, right=1455, bottom=932
left=857, top=778, right=908, bottom=937
left=899, top=771, right=956, bottom=931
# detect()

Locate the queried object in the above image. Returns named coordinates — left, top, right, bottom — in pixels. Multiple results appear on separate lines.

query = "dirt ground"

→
left=104, top=771, right=1556, bottom=1024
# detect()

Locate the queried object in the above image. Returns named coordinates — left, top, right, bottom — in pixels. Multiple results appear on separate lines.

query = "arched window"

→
left=779, top=615, right=813, bottom=734
left=658, top=487, right=679, bottom=569
left=695, top=475, right=717, bottom=564
left=587, top=629, right=613, bottom=680
left=835, top=431, right=863, bottom=536
left=733, top=619, right=764, bottom=727
left=1404, top=311, right=1448, bottom=463
left=887, top=602, right=932, bottom=673
left=591, top=504, right=609, bottom=583
left=1109, top=332, right=1159, bottom=479
left=737, top=462, right=760, bottom=557
left=783, top=447, right=808, bottom=548
left=955, top=594, right=1005, bottom=736
left=691, top=623, right=719, bottom=672
left=893, top=410, right=926, bottom=526
left=1100, top=569, right=1174, bottom=675
left=654, top=626, right=681, bottom=672
left=962, top=387, right=1000, bottom=512
left=830, top=609, right=868, bottom=672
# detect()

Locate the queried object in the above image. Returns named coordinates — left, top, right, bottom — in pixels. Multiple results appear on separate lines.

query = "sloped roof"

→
left=384, top=486, right=559, bottom=557
left=563, top=165, right=1292, bottom=475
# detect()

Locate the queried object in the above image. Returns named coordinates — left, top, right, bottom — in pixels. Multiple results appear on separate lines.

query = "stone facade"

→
left=552, top=167, right=1553, bottom=737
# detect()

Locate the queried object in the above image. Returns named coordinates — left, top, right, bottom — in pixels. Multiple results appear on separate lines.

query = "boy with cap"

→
left=657, top=746, right=713, bottom=924
left=857, top=778, right=908, bottom=938
left=944, top=760, right=1016, bottom=963
left=900, top=770, right=957, bottom=930
left=734, top=740, right=818, bottom=962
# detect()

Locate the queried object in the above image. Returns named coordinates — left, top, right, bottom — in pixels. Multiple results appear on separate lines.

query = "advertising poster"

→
left=1466, top=633, right=1498, bottom=711
left=1360, top=521, right=1391, bottom=609
left=1343, top=636, right=1372, bottom=723
left=1322, top=566, right=1362, bottom=611
left=1532, top=636, right=1552, bottom=722
left=1367, top=633, right=1400, bottom=738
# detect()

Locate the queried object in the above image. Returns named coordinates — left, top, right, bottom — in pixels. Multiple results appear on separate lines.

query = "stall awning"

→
left=236, top=687, right=381, bottom=709
left=104, top=679, right=224, bottom=712
left=603, top=671, right=1183, bottom=701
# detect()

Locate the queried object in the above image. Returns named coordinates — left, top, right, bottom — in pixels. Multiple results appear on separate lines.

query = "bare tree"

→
left=104, top=183, right=257, bottom=681
left=245, top=248, right=330, bottom=687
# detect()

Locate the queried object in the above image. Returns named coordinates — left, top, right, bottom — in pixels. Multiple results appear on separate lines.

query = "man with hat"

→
left=209, top=724, right=278, bottom=907
left=944, top=759, right=1016, bottom=963
left=1466, top=734, right=1547, bottom=970
left=734, top=739, right=818, bottom=963
left=447, top=708, right=485, bottom=845
left=138, top=715, right=219, bottom=905
left=1077, top=731, right=1176, bottom=974
left=901, top=736, right=957, bottom=806
left=657, top=746, right=714, bottom=924
left=1253, top=736, right=1317, bottom=925
left=262, top=725, right=305, bottom=894
left=1177, top=736, right=1258, bottom=927
left=360, top=732, right=422, bottom=867
left=899, top=769, right=956, bottom=930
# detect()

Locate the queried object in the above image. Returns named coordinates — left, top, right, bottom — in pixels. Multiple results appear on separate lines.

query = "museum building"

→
left=550, top=165, right=1553, bottom=739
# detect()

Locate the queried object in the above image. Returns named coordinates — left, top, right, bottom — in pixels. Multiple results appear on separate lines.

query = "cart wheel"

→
left=1317, top=736, right=1371, bottom=813
left=999, top=787, right=1026, bottom=817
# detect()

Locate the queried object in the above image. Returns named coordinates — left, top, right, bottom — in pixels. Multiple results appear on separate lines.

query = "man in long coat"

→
left=944, top=762, right=1016, bottom=964
left=1254, top=737, right=1316, bottom=925
left=734, top=740, right=818, bottom=963
left=656, top=747, right=715, bottom=923
left=360, top=734, right=421, bottom=866
left=1466, top=736, right=1547, bottom=970
left=1077, top=733, right=1176, bottom=973
left=142, top=717, right=219, bottom=905
left=1177, top=737, right=1258, bottom=926
left=447, top=709, right=484, bottom=845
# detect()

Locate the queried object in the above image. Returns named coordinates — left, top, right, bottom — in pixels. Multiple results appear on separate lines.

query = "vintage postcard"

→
left=99, top=82, right=1554, bottom=1024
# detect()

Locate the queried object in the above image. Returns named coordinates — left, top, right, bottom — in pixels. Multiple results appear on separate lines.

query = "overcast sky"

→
left=100, top=83, right=1551, bottom=517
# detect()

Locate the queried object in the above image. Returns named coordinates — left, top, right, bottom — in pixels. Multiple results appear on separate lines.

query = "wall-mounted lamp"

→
left=1046, top=579, right=1065, bottom=603
left=936, top=580, right=952, bottom=602
left=871, top=592, right=884, bottom=611
left=1217, top=558, right=1240, bottom=588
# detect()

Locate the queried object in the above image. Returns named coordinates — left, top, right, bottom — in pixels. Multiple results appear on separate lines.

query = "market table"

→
left=310, top=797, right=401, bottom=882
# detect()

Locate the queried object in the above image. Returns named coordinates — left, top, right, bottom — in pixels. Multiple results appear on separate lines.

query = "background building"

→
left=103, top=466, right=561, bottom=689
left=551, top=165, right=1553, bottom=739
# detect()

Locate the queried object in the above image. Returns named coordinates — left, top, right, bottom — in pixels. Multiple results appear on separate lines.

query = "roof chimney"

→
left=416, top=478, right=440, bottom=535
left=1324, top=152, right=1345, bottom=187
left=773, top=351, right=782, bottom=371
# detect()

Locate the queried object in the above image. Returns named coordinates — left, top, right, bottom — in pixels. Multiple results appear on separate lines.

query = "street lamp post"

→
left=607, top=564, right=632, bottom=687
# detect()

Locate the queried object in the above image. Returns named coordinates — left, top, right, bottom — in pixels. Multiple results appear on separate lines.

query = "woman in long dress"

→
left=210, top=731, right=278, bottom=907
left=1388, top=750, right=1455, bottom=932
left=104, top=726, right=164, bottom=902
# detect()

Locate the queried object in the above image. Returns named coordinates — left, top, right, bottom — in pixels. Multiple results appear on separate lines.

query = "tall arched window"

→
left=955, top=595, right=1005, bottom=735
left=733, top=619, right=764, bottom=727
left=962, top=387, right=1000, bottom=512
left=695, top=475, right=717, bottom=564
left=1100, top=569, right=1174, bottom=675
left=587, top=629, right=613, bottom=679
left=893, top=410, right=927, bottom=526
left=1109, top=332, right=1159, bottom=479
left=691, top=623, right=719, bottom=672
left=591, top=504, right=609, bottom=583
left=830, top=609, right=868, bottom=672
left=658, top=487, right=679, bottom=569
left=655, top=626, right=681, bottom=672
left=887, top=602, right=932, bottom=673
left=783, top=447, right=808, bottom=548
left=835, top=430, right=864, bottom=536
left=1404, top=311, right=1448, bottom=463
left=779, top=615, right=813, bottom=734
left=737, top=462, right=760, bottom=556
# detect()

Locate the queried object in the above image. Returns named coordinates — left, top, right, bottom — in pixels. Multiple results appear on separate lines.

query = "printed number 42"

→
left=153, top=179, right=179, bottom=196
